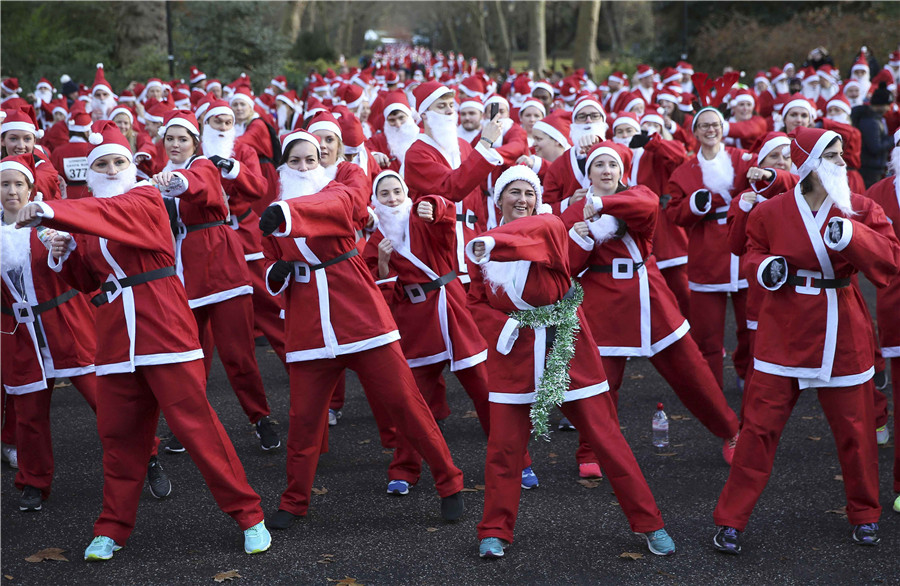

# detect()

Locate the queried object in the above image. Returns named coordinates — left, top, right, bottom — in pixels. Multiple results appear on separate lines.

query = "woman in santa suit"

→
left=150, top=110, right=280, bottom=453
left=465, top=165, right=675, bottom=559
left=15, top=122, right=270, bottom=560
left=363, top=170, right=537, bottom=493
left=723, top=90, right=767, bottom=151
left=560, top=143, right=740, bottom=476
left=231, top=86, right=280, bottom=215
left=257, top=131, right=465, bottom=531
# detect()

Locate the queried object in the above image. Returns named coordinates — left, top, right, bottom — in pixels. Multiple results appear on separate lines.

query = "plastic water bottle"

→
left=652, top=403, right=669, bottom=448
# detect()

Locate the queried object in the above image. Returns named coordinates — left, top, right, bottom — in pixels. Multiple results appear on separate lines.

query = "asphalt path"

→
left=1, top=279, right=897, bottom=585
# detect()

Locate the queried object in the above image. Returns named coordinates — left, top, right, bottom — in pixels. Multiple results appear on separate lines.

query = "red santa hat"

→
left=307, top=111, right=342, bottom=141
left=842, top=79, right=863, bottom=97
left=753, top=71, right=770, bottom=87
left=280, top=129, right=320, bottom=159
left=459, top=76, right=485, bottom=99
left=768, top=67, right=786, bottom=83
left=755, top=131, right=791, bottom=165
left=92, top=63, right=112, bottom=96
left=611, top=111, right=641, bottom=133
left=206, top=79, right=222, bottom=92
left=572, top=95, right=606, bottom=123
left=270, top=75, right=288, bottom=92
left=384, top=70, right=400, bottom=86
left=229, top=86, right=255, bottom=108
left=850, top=56, right=869, bottom=75
left=1, top=153, right=36, bottom=185
left=333, top=107, right=364, bottom=152
left=189, top=66, right=207, bottom=84
left=202, top=99, right=234, bottom=125
left=171, top=89, right=191, bottom=110
left=660, top=67, right=681, bottom=85
left=1, top=78, right=21, bottom=95
left=492, top=164, right=546, bottom=211
left=558, top=79, right=580, bottom=103
left=640, top=111, right=666, bottom=129
left=46, top=98, right=68, bottom=119
left=635, top=64, right=654, bottom=80
left=36, top=78, right=54, bottom=92
left=656, top=87, right=680, bottom=105
left=890, top=51, right=900, bottom=67
left=413, top=81, right=452, bottom=115
left=519, top=97, right=546, bottom=117
left=825, top=94, right=852, bottom=116
left=109, top=103, right=135, bottom=124
left=335, top=84, right=365, bottom=109
left=159, top=109, right=201, bottom=140
left=276, top=90, right=299, bottom=108
left=531, top=80, right=555, bottom=97
left=782, top=94, right=817, bottom=121
left=144, top=101, right=173, bottom=125
left=790, top=126, right=841, bottom=181
left=87, top=120, right=133, bottom=166
left=512, top=75, right=532, bottom=97
left=730, top=89, right=755, bottom=108
left=607, top=71, right=626, bottom=85
left=585, top=141, right=633, bottom=180
left=800, top=67, right=820, bottom=87
left=676, top=61, right=694, bottom=75
left=817, top=65, right=839, bottom=86
left=383, top=93, right=414, bottom=119
left=532, top=111, right=572, bottom=148
left=1, top=106, right=43, bottom=139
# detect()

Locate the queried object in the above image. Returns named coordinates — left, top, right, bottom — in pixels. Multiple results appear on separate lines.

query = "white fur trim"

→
left=738, top=197, right=754, bottom=212
left=497, top=318, right=521, bottom=355
left=465, top=236, right=495, bottom=264
left=532, top=120, right=571, bottom=148
left=308, top=120, right=342, bottom=140
left=689, top=189, right=713, bottom=215
left=568, top=226, right=593, bottom=251
left=0, top=160, right=34, bottom=183
left=824, top=217, right=852, bottom=251
left=757, top=255, right=787, bottom=290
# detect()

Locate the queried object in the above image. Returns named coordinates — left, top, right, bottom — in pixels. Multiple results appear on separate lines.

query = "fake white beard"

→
left=322, top=163, right=338, bottom=181
left=774, top=80, right=790, bottom=95
left=35, top=89, right=53, bottom=104
left=374, top=198, right=412, bottom=246
left=587, top=213, right=621, bottom=245
left=1, top=221, right=31, bottom=274
left=819, top=84, right=839, bottom=101
left=277, top=165, right=330, bottom=200
left=817, top=160, right=854, bottom=216
left=827, top=112, right=851, bottom=125
left=425, top=111, right=461, bottom=157
left=569, top=121, right=608, bottom=146
left=697, top=147, right=735, bottom=198
left=86, top=165, right=138, bottom=198
left=484, top=117, right=514, bottom=135
left=481, top=259, right=519, bottom=295
left=801, top=85, right=820, bottom=101
left=384, top=120, right=420, bottom=164
left=276, top=104, right=291, bottom=130
left=612, top=136, right=632, bottom=147
left=847, top=94, right=864, bottom=108
left=89, top=96, right=116, bottom=119
left=457, top=125, right=480, bottom=142
left=201, top=126, right=236, bottom=159
left=892, top=147, right=900, bottom=196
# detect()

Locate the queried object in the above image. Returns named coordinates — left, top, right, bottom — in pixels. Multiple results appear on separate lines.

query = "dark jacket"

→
left=852, top=105, right=893, bottom=171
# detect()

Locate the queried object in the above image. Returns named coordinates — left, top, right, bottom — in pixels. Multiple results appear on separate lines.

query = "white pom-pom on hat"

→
left=96, top=63, right=104, bottom=69
left=35, top=129, right=44, bottom=139
left=60, top=74, right=72, bottom=84
left=89, top=132, right=104, bottom=145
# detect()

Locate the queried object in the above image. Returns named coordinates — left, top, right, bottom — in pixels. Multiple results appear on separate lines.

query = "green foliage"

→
left=292, top=31, right=337, bottom=64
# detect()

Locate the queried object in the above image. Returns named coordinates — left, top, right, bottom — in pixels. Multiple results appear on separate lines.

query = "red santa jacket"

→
left=262, top=182, right=399, bottom=362
left=725, top=115, right=767, bottom=151
left=363, top=195, right=487, bottom=370
left=745, top=189, right=900, bottom=386
left=1, top=227, right=96, bottom=393
left=365, top=132, right=402, bottom=174
left=666, top=146, right=754, bottom=291
left=217, top=141, right=266, bottom=263
left=542, top=147, right=591, bottom=215
left=236, top=115, right=279, bottom=214
left=32, top=184, right=204, bottom=375
left=865, top=175, right=900, bottom=356
left=33, top=153, right=61, bottom=201
left=50, top=138, right=92, bottom=200
left=41, top=120, right=69, bottom=154
left=465, top=214, right=609, bottom=402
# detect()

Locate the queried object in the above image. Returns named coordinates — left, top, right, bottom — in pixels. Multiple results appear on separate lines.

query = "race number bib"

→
left=63, top=157, right=89, bottom=182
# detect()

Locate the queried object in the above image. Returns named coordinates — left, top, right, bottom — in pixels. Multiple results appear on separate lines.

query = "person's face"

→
left=659, top=100, right=675, bottom=116
left=113, top=113, right=132, bottom=136
left=783, top=107, right=811, bottom=133
left=488, top=101, right=510, bottom=119
left=819, top=140, right=846, bottom=167
left=428, top=94, right=457, bottom=116
left=614, top=124, right=638, bottom=140
left=312, top=130, right=340, bottom=167
left=755, top=81, right=769, bottom=94
left=627, top=101, right=645, bottom=116
left=533, top=88, right=553, bottom=109
left=163, top=125, right=196, bottom=164
left=573, top=105, right=603, bottom=124
left=210, top=85, right=223, bottom=99
left=641, top=121, right=663, bottom=135
left=532, top=129, right=564, bottom=161
left=90, top=153, right=132, bottom=176
left=94, top=88, right=111, bottom=102
left=819, top=77, right=832, bottom=89
left=386, top=110, right=409, bottom=128
left=845, top=86, right=860, bottom=101
left=1, top=169, right=31, bottom=216
left=826, top=106, right=847, bottom=120
left=639, top=76, right=654, bottom=89
left=499, top=179, right=536, bottom=223
left=375, top=176, right=407, bottom=207
left=231, top=99, right=252, bottom=123
left=144, top=120, right=161, bottom=138
left=608, top=80, right=621, bottom=92
left=733, top=101, right=753, bottom=121
left=146, top=86, right=163, bottom=101
left=53, top=111, right=67, bottom=123
left=208, top=114, right=235, bottom=131
left=760, top=147, right=791, bottom=171
left=356, top=100, right=371, bottom=122
left=693, top=111, right=723, bottom=149
left=459, top=107, right=482, bottom=131
left=285, top=141, right=320, bottom=171
left=589, top=154, right=622, bottom=194
left=2, top=130, right=35, bottom=155
left=519, top=106, right=543, bottom=132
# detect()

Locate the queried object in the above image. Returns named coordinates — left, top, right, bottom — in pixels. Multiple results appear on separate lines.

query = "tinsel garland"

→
left=509, top=282, right=584, bottom=439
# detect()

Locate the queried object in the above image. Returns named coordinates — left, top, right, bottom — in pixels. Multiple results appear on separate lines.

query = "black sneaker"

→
left=874, top=370, right=887, bottom=390
left=441, top=492, right=465, bottom=522
left=20, top=485, right=42, bottom=512
left=558, top=416, right=575, bottom=431
left=851, top=523, right=881, bottom=546
left=713, top=526, right=741, bottom=554
left=147, top=456, right=172, bottom=499
left=256, top=416, right=281, bottom=451
left=164, top=436, right=185, bottom=454
left=266, top=509, right=299, bottom=531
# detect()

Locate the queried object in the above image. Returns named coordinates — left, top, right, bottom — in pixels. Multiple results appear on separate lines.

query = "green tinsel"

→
left=509, top=282, right=584, bottom=439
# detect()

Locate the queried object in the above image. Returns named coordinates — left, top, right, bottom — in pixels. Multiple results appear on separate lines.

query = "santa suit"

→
left=666, top=146, right=754, bottom=387
left=466, top=214, right=665, bottom=544
left=50, top=137, right=92, bottom=200
left=262, top=183, right=464, bottom=517
left=236, top=115, right=279, bottom=215
left=477, top=121, right=529, bottom=167
left=363, top=195, right=493, bottom=484
left=542, top=147, right=591, bottom=215
left=821, top=118, right=866, bottom=193
left=41, top=120, right=69, bottom=154
left=1, top=226, right=97, bottom=500
left=404, top=135, right=501, bottom=285
left=32, top=154, right=61, bottom=201
left=561, top=189, right=739, bottom=452
left=365, top=132, right=402, bottom=174
left=864, top=174, right=900, bottom=493
left=30, top=185, right=263, bottom=546
left=724, top=116, right=767, bottom=151
left=713, top=190, right=900, bottom=531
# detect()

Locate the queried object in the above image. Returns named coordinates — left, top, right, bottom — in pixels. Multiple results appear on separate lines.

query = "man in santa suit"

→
left=1, top=107, right=61, bottom=201
left=232, top=87, right=280, bottom=215
left=677, top=61, right=695, bottom=95
left=724, top=91, right=767, bottom=151
left=256, top=131, right=465, bottom=530
left=50, top=111, right=94, bottom=200
left=88, top=64, right=116, bottom=122
left=634, top=65, right=656, bottom=104
left=38, top=98, right=71, bottom=155
left=477, top=95, right=529, bottom=166
left=864, top=128, right=900, bottom=515
left=403, top=81, right=504, bottom=286
left=602, top=72, right=629, bottom=115
left=457, top=99, right=484, bottom=144
left=366, top=95, right=419, bottom=173
left=15, top=122, right=271, bottom=561
left=712, top=127, right=900, bottom=554
left=667, top=107, right=753, bottom=390
left=333, top=105, right=381, bottom=186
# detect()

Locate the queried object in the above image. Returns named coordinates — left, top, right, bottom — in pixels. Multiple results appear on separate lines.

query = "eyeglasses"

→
left=574, top=112, right=604, bottom=123
left=697, top=123, right=722, bottom=131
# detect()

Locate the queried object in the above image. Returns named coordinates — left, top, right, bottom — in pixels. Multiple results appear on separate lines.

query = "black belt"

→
left=588, top=257, right=649, bottom=278
left=90, top=266, right=177, bottom=307
left=540, top=284, right=577, bottom=349
left=2, top=290, right=80, bottom=348
left=293, top=248, right=359, bottom=282
left=456, top=212, right=478, bottom=223
left=785, top=274, right=851, bottom=289
left=228, top=208, right=254, bottom=230
left=403, top=270, right=457, bottom=303
left=183, top=219, right=228, bottom=234
left=259, top=156, right=276, bottom=166
left=702, top=210, right=728, bottom=222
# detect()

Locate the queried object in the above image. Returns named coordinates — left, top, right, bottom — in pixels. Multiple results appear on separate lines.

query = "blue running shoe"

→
left=713, top=526, right=741, bottom=554
left=479, top=537, right=508, bottom=558
left=851, top=523, right=880, bottom=546
left=521, top=467, right=539, bottom=489
left=640, top=528, right=676, bottom=555
left=387, top=479, right=410, bottom=495
left=244, top=521, right=272, bottom=554
left=84, top=536, right=121, bottom=561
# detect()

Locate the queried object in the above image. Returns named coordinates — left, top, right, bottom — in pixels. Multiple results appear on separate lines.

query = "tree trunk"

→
left=282, top=0, right=307, bottom=45
left=572, top=0, right=601, bottom=72
left=305, top=0, right=317, bottom=33
left=528, top=0, right=547, bottom=75
left=473, top=1, right=493, bottom=66
left=492, top=0, right=512, bottom=70
left=112, top=1, right=167, bottom=68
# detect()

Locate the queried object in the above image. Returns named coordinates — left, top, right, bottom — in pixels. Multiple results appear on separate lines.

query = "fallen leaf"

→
left=462, top=411, right=478, bottom=419
left=629, top=374, right=644, bottom=380
left=53, top=380, right=71, bottom=388
left=312, top=487, right=329, bottom=495
left=808, top=436, right=821, bottom=441
left=266, top=349, right=275, bottom=354
left=213, top=569, right=241, bottom=582
left=382, top=450, right=393, bottom=454
left=577, top=479, right=600, bottom=489
left=326, top=578, right=362, bottom=585
left=459, top=487, right=479, bottom=492
left=801, top=416, right=815, bottom=420
left=358, top=439, right=371, bottom=445
left=619, top=552, right=643, bottom=560
left=25, top=548, right=68, bottom=563
left=657, top=570, right=677, bottom=578
left=655, top=452, right=678, bottom=457
left=548, top=452, right=558, bottom=459
left=426, top=527, right=438, bottom=532
left=826, top=506, right=848, bottom=518
left=669, top=415, right=690, bottom=421
left=474, top=484, right=485, bottom=491
left=834, top=475, right=843, bottom=481
left=4, top=576, right=13, bottom=580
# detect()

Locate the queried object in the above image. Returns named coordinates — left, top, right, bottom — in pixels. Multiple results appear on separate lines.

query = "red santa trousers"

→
left=892, top=358, right=900, bottom=494
left=713, top=371, right=881, bottom=530
left=14, top=374, right=97, bottom=498
left=195, top=294, right=271, bottom=424
left=575, top=338, right=740, bottom=465
left=246, top=259, right=287, bottom=365
left=1, top=388, right=15, bottom=444
left=477, top=393, right=664, bottom=543
left=93, top=361, right=263, bottom=545
left=279, top=341, right=464, bottom=516
left=689, top=289, right=751, bottom=387
left=661, top=265, right=691, bottom=319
